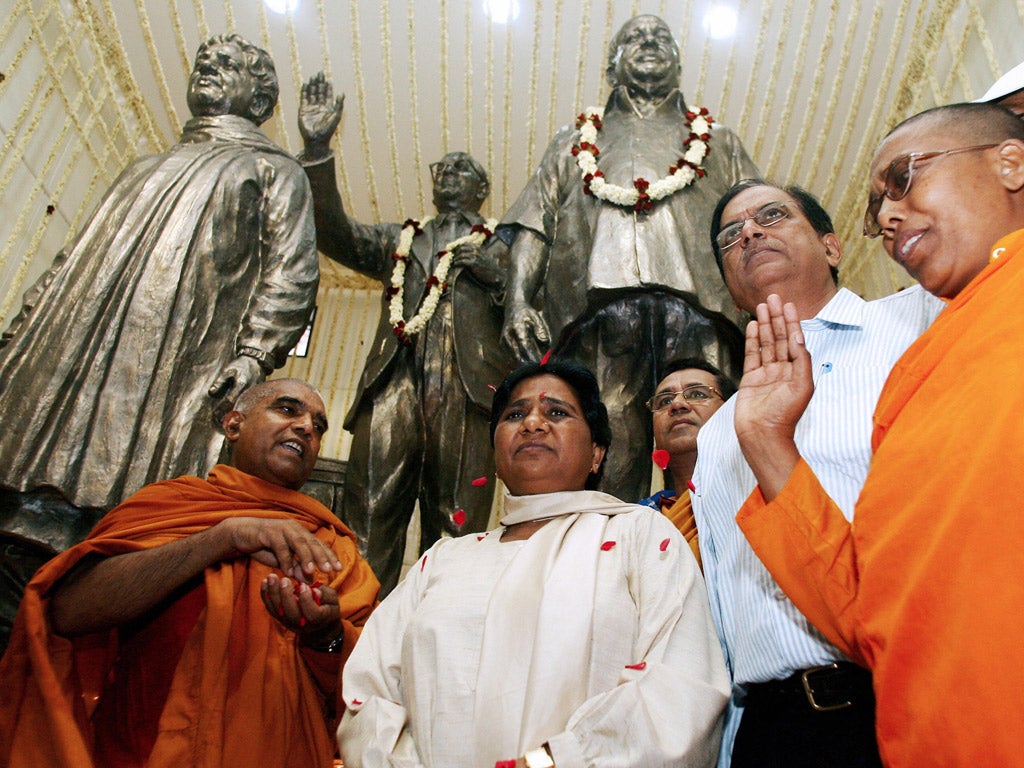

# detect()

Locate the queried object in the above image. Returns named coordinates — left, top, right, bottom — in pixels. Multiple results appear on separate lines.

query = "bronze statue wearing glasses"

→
left=497, top=15, right=759, bottom=502
left=299, top=73, right=513, bottom=594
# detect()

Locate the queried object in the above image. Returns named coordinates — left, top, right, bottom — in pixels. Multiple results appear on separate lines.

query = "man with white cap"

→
left=976, top=61, right=1024, bottom=115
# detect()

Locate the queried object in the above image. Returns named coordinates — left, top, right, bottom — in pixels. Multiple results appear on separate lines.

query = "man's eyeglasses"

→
left=645, top=384, right=723, bottom=413
left=715, top=201, right=793, bottom=252
left=862, top=144, right=998, bottom=238
left=430, top=160, right=478, bottom=181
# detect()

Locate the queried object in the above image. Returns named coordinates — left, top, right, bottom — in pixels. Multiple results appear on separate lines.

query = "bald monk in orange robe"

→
left=0, top=379, right=379, bottom=767
left=731, top=103, right=1024, bottom=766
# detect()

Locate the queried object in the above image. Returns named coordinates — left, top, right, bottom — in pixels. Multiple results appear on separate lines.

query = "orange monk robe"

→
left=657, top=492, right=702, bottom=571
left=0, top=464, right=380, bottom=768
left=735, top=229, right=1024, bottom=767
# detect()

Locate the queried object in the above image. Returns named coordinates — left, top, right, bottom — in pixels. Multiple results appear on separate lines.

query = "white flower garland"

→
left=387, top=217, right=498, bottom=344
left=572, top=106, right=714, bottom=211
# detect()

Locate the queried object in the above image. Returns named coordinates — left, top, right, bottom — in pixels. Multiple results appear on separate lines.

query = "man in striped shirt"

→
left=690, top=180, right=942, bottom=768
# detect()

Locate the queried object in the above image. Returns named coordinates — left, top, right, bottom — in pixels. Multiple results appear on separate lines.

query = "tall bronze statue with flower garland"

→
left=498, top=14, right=759, bottom=502
left=299, top=73, right=512, bottom=595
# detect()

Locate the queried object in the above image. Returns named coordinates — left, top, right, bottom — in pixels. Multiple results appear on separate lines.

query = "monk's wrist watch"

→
left=524, top=745, right=554, bottom=768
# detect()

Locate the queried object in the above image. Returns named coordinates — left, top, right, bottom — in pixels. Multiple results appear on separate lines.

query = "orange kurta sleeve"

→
left=735, top=458, right=865, bottom=666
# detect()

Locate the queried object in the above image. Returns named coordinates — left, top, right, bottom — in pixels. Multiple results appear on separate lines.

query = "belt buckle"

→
left=800, top=663, right=852, bottom=712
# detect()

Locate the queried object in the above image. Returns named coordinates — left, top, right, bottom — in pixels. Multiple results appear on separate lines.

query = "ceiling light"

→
left=264, top=0, right=299, bottom=14
left=702, top=5, right=737, bottom=40
left=484, top=0, right=521, bottom=24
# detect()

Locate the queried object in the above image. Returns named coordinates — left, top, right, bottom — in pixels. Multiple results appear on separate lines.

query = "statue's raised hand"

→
left=299, top=72, right=344, bottom=161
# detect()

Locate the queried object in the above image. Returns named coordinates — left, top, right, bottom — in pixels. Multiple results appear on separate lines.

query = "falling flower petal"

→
left=625, top=661, right=647, bottom=670
left=496, top=761, right=517, bottom=768
left=452, top=509, right=467, bottom=526
left=601, top=540, right=616, bottom=551
left=420, top=555, right=428, bottom=572
left=487, top=383, right=497, bottom=392
left=687, top=479, right=696, bottom=492
left=652, top=449, right=670, bottom=470
left=471, top=476, right=488, bottom=487
left=540, top=349, right=552, bottom=365
left=477, top=535, right=486, bottom=541
left=352, top=699, right=363, bottom=706
left=660, top=538, right=670, bottom=552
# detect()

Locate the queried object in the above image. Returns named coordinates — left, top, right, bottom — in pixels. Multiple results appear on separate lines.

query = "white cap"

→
left=975, top=61, right=1024, bottom=103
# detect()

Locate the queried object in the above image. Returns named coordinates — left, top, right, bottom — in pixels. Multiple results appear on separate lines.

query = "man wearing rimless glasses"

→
left=639, top=357, right=736, bottom=569
left=691, top=180, right=942, bottom=768
left=733, top=102, right=1024, bottom=765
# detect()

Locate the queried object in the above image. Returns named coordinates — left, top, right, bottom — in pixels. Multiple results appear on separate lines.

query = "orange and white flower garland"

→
left=387, top=217, right=498, bottom=344
left=572, top=106, right=714, bottom=212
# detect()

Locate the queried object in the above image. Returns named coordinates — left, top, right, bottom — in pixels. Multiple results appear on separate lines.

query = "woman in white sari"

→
left=338, top=361, right=728, bottom=768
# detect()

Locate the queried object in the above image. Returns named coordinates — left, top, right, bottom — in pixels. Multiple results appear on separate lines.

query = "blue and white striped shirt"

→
left=691, top=286, right=943, bottom=765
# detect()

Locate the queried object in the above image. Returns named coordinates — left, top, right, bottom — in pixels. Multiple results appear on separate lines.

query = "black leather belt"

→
left=743, top=662, right=874, bottom=712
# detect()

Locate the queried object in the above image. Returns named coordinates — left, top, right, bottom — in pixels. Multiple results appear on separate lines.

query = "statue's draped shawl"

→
left=0, top=114, right=318, bottom=509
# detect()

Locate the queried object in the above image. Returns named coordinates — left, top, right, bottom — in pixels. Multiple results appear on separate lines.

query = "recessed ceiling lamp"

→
left=264, top=0, right=299, bottom=14
left=702, top=4, right=738, bottom=40
left=484, top=0, right=521, bottom=24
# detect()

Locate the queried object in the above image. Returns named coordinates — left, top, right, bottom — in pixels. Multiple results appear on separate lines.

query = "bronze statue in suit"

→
left=300, top=74, right=512, bottom=594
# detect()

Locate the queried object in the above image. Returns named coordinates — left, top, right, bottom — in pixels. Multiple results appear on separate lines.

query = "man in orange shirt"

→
left=0, top=378, right=379, bottom=768
left=734, top=103, right=1024, bottom=766
left=639, top=357, right=735, bottom=567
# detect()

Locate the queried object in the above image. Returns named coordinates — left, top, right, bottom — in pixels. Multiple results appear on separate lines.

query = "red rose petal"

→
left=651, top=449, right=670, bottom=470
left=471, top=476, right=488, bottom=487
left=496, top=761, right=517, bottom=768
left=659, top=538, right=670, bottom=552
left=352, top=698, right=363, bottom=706
left=625, top=661, right=647, bottom=671
left=600, top=540, right=616, bottom=551
left=420, top=554, right=428, bottom=572
left=540, top=349, right=552, bottom=365
left=477, top=534, right=486, bottom=541
left=452, top=509, right=467, bottom=526
left=687, top=479, right=696, bottom=492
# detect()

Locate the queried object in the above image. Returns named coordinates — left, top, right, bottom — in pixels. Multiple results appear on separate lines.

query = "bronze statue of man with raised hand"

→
left=299, top=73, right=511, bottom=595
left=499, top=14, right=759, bottom=502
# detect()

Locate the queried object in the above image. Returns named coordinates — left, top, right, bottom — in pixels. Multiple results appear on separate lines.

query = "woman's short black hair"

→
left=489, top=360, right=612, bottom=490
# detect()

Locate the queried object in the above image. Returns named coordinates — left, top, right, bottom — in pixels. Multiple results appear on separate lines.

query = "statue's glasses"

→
left=430, top=159, right=479, bottom=181
left=645, top=384, right=723, bottom=413
left=862, top=144, right=998, bottom=238
left=715, top=201, right=793, bottom=253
